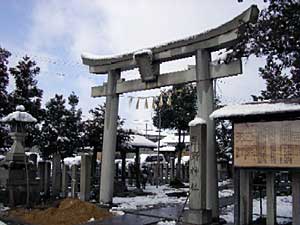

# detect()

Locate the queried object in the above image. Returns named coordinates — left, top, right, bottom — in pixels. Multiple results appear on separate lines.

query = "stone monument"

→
left=0, top=105, right=40, bottom=206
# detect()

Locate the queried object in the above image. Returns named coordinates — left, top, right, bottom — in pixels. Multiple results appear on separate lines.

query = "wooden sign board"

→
left=234, top=120, right=300, bottom=168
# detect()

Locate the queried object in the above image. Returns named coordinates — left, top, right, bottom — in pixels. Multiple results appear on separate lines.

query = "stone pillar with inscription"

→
left=182, top=118, right=212, bottom=225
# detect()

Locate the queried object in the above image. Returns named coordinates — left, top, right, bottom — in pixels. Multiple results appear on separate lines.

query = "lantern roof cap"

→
left=1, top=105, right=37, bottom=123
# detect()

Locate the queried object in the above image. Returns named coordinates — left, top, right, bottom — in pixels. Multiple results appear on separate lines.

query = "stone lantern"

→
left=0, top=105, right=39, bottom=206
left=1, top=105, right=37, bottom=162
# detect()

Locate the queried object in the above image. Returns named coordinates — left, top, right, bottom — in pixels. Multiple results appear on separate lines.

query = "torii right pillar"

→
left=196, top=49, right=219, bottom=220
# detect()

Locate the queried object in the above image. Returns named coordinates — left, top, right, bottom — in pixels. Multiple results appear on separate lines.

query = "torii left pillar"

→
left=196, top=49, right=219, bottom=219
left=99, top=69, right=120, bottom=204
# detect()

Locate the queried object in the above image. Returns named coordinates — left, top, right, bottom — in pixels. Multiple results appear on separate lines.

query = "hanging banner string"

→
left=127, top=91, right=172, bottom=110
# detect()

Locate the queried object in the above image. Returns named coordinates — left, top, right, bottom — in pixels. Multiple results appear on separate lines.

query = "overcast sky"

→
left=1, top=0, right=268, bottom=130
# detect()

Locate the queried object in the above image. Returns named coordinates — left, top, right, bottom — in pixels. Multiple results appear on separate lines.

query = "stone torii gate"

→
left=81, top=5, right=258, bottom=222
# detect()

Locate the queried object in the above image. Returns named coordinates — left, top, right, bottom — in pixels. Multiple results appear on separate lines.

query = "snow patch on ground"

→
left=157, top=221, right=176, bottom=225
left=221, top=196, right=292, bottom=224
left=219, top=189, right=234, bottom=198
left=112, top=185, right=187, bottom=211
left=112, top=181, right=233, bottom=212
left=218, top=179, right=231, bottom=186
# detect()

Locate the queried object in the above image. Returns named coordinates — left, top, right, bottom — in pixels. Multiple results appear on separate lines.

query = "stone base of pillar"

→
left=181, top=209, right=212, bottom=225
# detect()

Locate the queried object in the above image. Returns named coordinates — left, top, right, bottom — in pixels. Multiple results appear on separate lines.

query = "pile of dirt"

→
left=8, top=198, right=113, bottom=225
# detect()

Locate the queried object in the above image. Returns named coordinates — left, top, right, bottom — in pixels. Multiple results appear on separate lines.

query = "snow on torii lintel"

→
left=210, top=102, right=300, bottom=119
left=81, top=52, right=128, bottom=61
left=133, top=49, right=152, bottom=59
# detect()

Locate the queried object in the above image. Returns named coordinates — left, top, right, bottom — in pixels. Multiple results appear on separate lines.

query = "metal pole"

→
left=156, top=109, right=161, bottom=188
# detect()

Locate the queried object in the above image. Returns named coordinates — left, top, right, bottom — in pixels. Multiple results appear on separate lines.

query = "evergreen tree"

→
left=152, top=86, right=234, bottom=179
left=152, top=84, right=197, bottom=179
left=215, top=99, right=232, bottom=166
left=0, top=47, right=11, bottom=149
left=39, top=94, right=69, bottom=158
left=83, top=104, right=130, bottom=176
left=9, top=56, right=44, bottom=147
left=64, top=92, right=84, bottom=156
left=216, top=119, right=232, bottom=163
left=84, top=105, right=105, bottom=153
left=234, top=0, right=300, bottom=100
left=83, top=105, right=105, bottom=176
left=9, top=56, right=43, bottom=118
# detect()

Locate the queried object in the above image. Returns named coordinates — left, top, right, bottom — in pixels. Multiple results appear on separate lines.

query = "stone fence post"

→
left=61, top=164, right=70, bottom=198
left=71, top=164, right=78, bottom=198
left=52, top=153, right=61, bottom=198
left=80, top=154, right=92, bottom=201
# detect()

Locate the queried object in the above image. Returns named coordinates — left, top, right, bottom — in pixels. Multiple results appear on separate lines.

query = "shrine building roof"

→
left=210, top=99, right=300, bottom=121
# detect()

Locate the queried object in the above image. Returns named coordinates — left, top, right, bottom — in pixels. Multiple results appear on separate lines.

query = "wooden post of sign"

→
left=239, top=170, right=252, bottom=225
left=99, top=69, right=120, bottom=205
left=196, top=49, right=218, bottom=219
left=292, top=172, right=300, bottom=225
left=266, top=172, right=276, bottom=225
left=233, top=168, right=240, bottom=225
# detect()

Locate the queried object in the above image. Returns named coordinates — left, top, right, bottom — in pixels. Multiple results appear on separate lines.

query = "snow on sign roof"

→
left=210, top=102, right=300, bottom=119
left=129, top=134, right=157, bottom=148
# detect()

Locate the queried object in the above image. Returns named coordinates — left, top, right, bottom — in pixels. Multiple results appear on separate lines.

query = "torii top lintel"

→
left=81, top=5, right=258, bottom=75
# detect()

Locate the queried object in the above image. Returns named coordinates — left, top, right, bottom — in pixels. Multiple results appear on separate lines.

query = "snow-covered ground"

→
left=112, top=185, right=188, bottom=211
left=157, top=221, right=176, bottom=225
left=221, top=196, right=292, bottom=224
left=112, top=181, right=234, bottom=211
left=111, top=182, right=292, bottom=224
